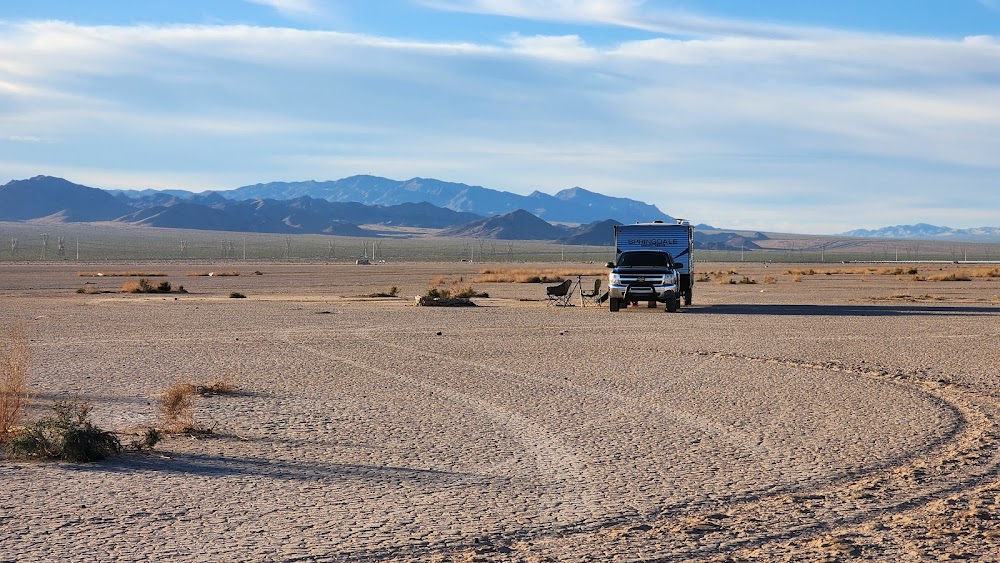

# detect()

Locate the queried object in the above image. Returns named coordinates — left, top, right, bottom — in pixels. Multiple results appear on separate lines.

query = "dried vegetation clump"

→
left=366, top=286, right=399, bottom=298
left=476, top=267, right=604, bottom=284
left=121, top=278, right=187, bottom=294
left=76, top=283, right=102, bottom=294
left=159, top=378, right=237, bottom=434
left=427, top=276, right=488, bottom=299
left=0, top=322, right=30, bottom=444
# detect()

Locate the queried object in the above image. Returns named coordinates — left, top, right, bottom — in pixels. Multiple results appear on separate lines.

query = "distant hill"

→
left=437, top=209, right=570, bottom=240
left=0, top=176, right=133, bottom=221
left=694, top=231, right=767, bottom=251
left=217, top=175, right=672, bottom=224
left=841, top=223, right=1000, bottom=242
left=558, top=219, right=622, bottom=246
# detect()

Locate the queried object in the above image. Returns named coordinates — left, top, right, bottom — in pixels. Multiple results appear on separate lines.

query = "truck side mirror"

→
left=673, top=262, right=684, bottom=269
left=605, top=261, right=615, bottom=268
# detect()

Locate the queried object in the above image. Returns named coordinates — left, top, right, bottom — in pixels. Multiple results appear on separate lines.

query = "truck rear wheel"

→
left=684, top=288, right=692, bottom=306
left=609, top=298, right=620, bottom=312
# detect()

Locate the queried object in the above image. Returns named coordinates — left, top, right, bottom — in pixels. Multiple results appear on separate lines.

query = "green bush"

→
left=6, top=401, right=122, bottom=462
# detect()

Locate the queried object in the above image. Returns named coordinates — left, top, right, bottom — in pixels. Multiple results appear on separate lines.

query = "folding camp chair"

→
left=579, top=277, right=602, bottom=307
left=545, top=279, right=574, bottom=306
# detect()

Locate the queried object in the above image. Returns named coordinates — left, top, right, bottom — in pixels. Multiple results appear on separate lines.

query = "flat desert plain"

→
left=1, top=261, right=998, bottom=562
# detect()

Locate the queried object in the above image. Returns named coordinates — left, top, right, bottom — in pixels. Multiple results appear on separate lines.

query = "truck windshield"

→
left=618, top=251, right=672, bottom=268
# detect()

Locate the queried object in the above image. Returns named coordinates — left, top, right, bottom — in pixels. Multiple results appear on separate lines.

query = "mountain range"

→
left=115, top=175, right=673, bottom=225
left=4, top=175, right=997, bottom=246
left=0, top=175, right=674, bottom=244
left=841, top=223, right=1000, bottom=243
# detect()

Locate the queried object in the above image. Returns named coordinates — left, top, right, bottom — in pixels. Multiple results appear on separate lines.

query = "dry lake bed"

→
left=1, top=261, right=998, bottom=561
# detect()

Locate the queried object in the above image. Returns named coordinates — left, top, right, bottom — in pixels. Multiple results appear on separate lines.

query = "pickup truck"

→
left=606, top=249, right=683, bottom=312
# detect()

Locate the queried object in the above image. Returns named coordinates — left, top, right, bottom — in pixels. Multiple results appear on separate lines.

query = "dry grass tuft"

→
left=159, top=378, right=238, bottom=433
left=160, top=382, right=197, bottom=432
left=763, top=275, right=777, bottom=284
left=0, top=322, right=31, bottom=443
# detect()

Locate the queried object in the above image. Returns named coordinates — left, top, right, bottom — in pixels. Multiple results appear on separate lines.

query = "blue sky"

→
left=2, top=1, right=998, bottom=233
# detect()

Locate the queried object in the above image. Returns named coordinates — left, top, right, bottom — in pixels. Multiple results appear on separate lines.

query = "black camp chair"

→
left=545, top=279, right=574, bottom=306
left=579, top=277, right=602, bottom=307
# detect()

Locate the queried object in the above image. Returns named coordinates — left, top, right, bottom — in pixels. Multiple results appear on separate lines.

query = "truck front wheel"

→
left=667, top=298, right=678, bottom=313
left=609, top=298, right=620, bottom=312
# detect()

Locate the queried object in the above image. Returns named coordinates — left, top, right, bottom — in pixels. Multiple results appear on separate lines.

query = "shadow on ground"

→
left=685, top=304, right=999, bottom=317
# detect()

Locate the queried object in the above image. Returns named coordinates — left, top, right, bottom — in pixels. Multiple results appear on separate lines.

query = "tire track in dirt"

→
left=311, top=326, right=972, bottom=560
left=279, top=333, right=610, bottom=535
left=518, top=350, right=1000, bottom=561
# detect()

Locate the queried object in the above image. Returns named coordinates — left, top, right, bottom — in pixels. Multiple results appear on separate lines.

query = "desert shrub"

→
left=7, top=401, right=121, bottom=462
left=785, top=269, right=816, bottom=276
left=737, top=276, right=757, bottom=285
left=76, top=283, right=101, bottom=294
left=160, top=382, right=196, bottom=432
left=451, top=285, right=489, bottom=298
left=121, top=278, right=181, bottom=293
left=157, top=281, right=172, bottom=292
left=229, top=291, right=247, bottom=298
left=763, top=275, right=777, bottom=284
left=913, top=275, right=927, bottom=282
left=0, top=323, right=30, bottom=443
left=425, top=287, right=451, bottom=299
left=126, top=427, right=162, bottom=451
left=253, top=270, right=263, bottom=276
left=695, top=274, right=711, bottom=282
left=791, top=275, right=802, bottom=283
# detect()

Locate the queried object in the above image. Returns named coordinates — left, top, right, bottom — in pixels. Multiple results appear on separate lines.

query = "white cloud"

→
left=245, top=0, right=320, bottom=18
left=503, top=34, right=597, bottom=61
left=1, top=14, right=998, bottom=231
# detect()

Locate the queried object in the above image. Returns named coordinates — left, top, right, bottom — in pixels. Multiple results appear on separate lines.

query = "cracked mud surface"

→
left=1, top=262, right=998, bottom=561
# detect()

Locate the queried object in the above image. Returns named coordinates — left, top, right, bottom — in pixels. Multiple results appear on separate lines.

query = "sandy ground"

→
left=0, top=261, right=998, bottom=562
